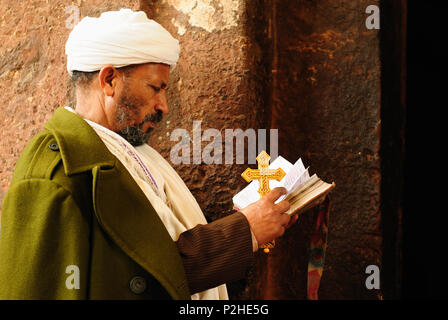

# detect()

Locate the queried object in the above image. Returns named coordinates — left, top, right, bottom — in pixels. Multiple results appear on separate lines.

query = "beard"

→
left=114, top=91, right=163, bottom=146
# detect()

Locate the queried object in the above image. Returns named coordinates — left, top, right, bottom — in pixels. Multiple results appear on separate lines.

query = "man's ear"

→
left=98, top=65, right=119, bottom=97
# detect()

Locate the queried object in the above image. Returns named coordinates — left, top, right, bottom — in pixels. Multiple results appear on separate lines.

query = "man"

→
left=0, top=9, right=296, bottom=299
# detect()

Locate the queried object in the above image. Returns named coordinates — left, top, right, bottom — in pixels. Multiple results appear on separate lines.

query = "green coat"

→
left=0, top=107, right=190, bottom=299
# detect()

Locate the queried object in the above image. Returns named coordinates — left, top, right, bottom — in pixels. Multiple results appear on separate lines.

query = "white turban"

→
left=65, top=8, right=180, bottom=75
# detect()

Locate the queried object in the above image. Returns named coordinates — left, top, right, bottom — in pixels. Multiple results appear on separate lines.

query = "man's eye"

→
left=150, top=85, right=160, bottom=92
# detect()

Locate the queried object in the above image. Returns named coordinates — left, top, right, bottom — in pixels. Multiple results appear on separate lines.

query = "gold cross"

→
left=241, top=151, right=286, bottom=253
left=241, top=151, right=286, bottom=198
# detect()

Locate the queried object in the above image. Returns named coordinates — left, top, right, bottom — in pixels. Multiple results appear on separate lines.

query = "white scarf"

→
left=65, top=9, right=180, bottom=75
left=65, top=107, right=228, bottom=300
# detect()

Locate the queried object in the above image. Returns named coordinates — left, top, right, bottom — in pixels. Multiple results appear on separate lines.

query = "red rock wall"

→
left=263, top=0, right=383, bottom=300
left=143, top=0, right=385, bottom=300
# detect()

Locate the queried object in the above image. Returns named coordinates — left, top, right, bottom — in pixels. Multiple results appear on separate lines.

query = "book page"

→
left=232, top=179, right=260, bottom=209
left=276, top=162, right=310, bottom=203
left=280, top=158, right=305, bottom=192
left=290, top=166, right=310, bottom=191
left=286, top=179, right=335, bottom=215
left=232, top=156, right=293, bottom=209
left=285, top=174, right=320, bottom=202
left=232, top=156, right=333, bottom=211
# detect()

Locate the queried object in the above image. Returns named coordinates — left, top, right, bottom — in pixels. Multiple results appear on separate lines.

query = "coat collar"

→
left=44, top=107, right=116, bottom=176
left=45, top=107, right=190, bottom=299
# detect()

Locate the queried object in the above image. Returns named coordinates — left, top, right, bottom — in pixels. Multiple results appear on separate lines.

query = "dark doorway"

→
left=402, top=1, right=448, bottom=299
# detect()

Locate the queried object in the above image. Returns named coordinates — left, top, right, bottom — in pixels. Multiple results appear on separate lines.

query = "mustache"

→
left=116, top=110, right=163, bottom=146
left=139, top=110, right=163, bottom=127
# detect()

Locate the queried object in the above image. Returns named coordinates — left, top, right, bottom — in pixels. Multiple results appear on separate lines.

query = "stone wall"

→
left=265, top=0, right=383, bottom=300
left=143, top=0, right=385, bottom=299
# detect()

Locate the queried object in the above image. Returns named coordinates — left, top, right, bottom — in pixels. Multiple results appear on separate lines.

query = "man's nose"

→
left=155, top=91, right=169, bottom=115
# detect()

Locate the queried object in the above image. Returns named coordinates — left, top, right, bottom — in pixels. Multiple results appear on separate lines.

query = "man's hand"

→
left=240, top=187, right=298, bottom=247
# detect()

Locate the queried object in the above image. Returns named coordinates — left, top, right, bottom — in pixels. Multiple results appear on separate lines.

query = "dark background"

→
left=403, top=1, right=448, bottom=299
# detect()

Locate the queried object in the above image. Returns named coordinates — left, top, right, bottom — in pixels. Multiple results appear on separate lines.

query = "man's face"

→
left=113, top=63, right=170, bottom=146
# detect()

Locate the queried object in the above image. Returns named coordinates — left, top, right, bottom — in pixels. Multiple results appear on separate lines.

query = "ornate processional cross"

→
left=241, top=151, right=286, bottom=253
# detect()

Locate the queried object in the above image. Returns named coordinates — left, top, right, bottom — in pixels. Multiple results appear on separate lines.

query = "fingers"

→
left=275, top=199, right=290, bottom=213
left=242, top=187, right=296, bottom=246
left=270, top=214, right=297, bottom=242
left=285, top=214, right=299, bottom=229
left=280, top=212, right=291, bottom=226
left=276, top=225, right=286, bottom=237
left=291, top=214, right=299, bottom=225
left=263, top=187, right=287, bottom=202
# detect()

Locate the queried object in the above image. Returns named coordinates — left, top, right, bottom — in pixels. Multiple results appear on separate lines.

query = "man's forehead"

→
left=137, top=63, right=170, bottom=82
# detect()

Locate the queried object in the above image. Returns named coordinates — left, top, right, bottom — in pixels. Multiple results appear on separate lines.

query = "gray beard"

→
left=118, top=123, right=153, bottom=147
left=115, top=106, right=163, bottom=147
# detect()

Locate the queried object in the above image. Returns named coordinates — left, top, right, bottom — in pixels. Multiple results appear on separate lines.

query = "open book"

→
left=233, top=156, right=335, bottom=215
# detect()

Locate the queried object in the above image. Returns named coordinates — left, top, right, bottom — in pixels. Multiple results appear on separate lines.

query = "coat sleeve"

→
left=0, top=179, right=91, bottom=299
left=175, top=211, right=255, bottom=294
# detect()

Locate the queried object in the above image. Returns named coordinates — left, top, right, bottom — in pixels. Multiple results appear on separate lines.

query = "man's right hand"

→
left=240, top=187, right=296, bottom=247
